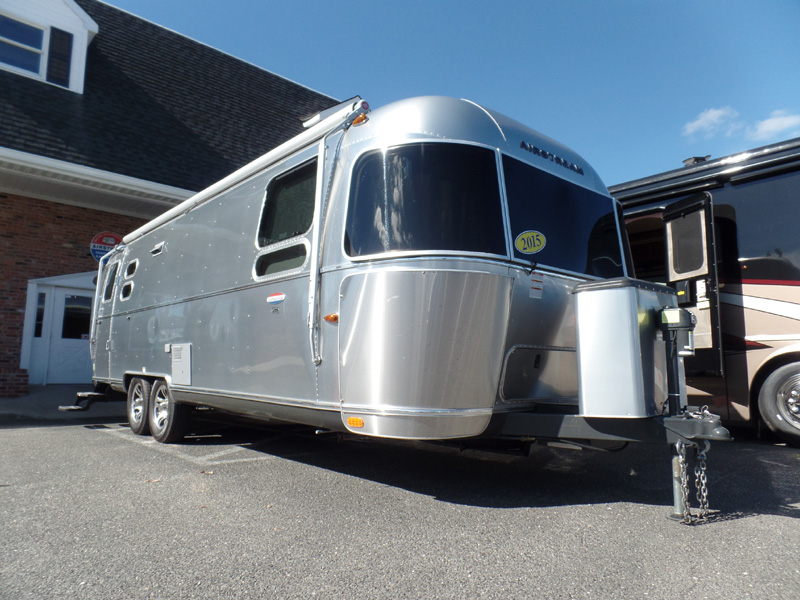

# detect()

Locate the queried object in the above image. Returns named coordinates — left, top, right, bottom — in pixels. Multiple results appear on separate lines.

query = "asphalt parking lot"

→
left=1, top=387, right=799, bottom=599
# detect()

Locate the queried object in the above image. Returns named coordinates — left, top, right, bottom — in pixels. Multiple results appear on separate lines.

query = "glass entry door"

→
left=46, top=287, right=93, bottom=384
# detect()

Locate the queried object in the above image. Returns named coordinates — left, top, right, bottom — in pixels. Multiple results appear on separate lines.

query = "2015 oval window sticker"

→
left=514, top=230, right=546, bottom=254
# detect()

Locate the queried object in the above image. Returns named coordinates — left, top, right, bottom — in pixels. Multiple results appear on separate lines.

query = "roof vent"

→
left=682, top=155, right=711, bottom=167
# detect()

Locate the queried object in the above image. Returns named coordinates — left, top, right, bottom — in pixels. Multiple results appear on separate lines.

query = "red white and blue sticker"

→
left=90, top=231, right=122, bottom=262
left=267, top=293, right=286, bottom=305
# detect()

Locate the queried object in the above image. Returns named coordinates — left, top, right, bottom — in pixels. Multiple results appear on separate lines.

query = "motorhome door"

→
left=662, top=192, right=724, bottom=376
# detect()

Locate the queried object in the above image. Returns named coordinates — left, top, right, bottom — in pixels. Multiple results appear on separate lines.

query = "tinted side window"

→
left=258, top=159, right=317, bottom=247
left=503, top=155, right=623, bottom=277
left=714, top=169, right=800, bottom=283
left=345, top=143, right=506, bottom=257
left=102, top=263, right=119, bottom=302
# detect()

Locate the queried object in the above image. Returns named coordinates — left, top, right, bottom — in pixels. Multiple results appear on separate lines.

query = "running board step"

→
left=58, top=391, right=106, bottom=412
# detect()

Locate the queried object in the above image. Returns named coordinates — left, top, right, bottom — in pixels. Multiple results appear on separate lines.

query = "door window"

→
left=61, top=294, right=91, bottom=340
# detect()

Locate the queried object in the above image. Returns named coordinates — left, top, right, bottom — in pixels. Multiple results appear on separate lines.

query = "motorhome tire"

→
left=148, top=380, right=188, bottom=444
left=758, top=362, right=800, bottom=447
left=127, top=378, right=151, bottom=435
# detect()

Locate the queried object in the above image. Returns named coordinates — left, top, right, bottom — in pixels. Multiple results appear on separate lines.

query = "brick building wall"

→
left=0, top=193, right=148, bottom=396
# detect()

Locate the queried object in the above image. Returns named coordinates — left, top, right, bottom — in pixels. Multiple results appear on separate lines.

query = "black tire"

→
left=758, top=362, right=800, bottom=447
left=148, top=380, right=188, bottom=444
left=127, top=378, right=151, bottom=435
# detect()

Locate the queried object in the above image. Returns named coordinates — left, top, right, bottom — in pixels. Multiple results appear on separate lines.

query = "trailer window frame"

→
left=257, top=158, right=318, bottom=249
left=101, top=262, right=119, bottom=303
left=124, top=259, right=138, bottom=279
left=253, top=239, right=310, bottom=282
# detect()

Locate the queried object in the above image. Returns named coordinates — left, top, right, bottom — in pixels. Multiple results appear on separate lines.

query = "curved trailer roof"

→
left=124, top=96, right=609, bottom=244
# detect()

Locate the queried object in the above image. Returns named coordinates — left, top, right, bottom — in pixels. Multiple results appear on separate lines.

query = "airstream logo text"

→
left=520, top=141, right=584, bottom=176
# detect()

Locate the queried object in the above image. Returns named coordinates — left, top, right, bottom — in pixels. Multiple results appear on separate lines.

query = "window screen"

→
left=666, top=210, right=707, bottom=278
left=258, top=159, right=317, bottom=247
left=345, top=143, right=505, bottom=257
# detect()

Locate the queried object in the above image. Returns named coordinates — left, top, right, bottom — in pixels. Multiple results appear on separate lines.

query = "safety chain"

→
left=675, top=438, right=711, bottom=525
left=694, top=440, right=710, bottom=520
left=676, top=440, right=692, bottom=524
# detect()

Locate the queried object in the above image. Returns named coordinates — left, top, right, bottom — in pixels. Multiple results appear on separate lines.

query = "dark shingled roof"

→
left=0, top=0, right=338, bottom=191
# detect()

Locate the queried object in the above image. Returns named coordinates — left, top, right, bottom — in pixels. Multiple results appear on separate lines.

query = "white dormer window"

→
left=0, top=0, right=98, bottom=94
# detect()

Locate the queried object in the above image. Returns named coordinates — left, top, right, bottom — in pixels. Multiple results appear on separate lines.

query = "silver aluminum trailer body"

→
left=90, top=97, right=726, bottom=457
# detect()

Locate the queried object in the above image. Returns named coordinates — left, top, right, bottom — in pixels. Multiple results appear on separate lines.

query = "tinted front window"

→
left=345, top=143, right=505, bottom=257
left=503, top=155, right=623, bottom=277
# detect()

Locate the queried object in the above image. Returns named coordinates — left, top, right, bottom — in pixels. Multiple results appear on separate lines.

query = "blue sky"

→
left=103, top=0, right=800, bottom=185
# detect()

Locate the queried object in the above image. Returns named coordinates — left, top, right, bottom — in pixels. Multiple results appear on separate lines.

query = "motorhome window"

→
left=345, top=143, right=505, bottom=257
left=255, top=245, right=307, bottom=277
left=713, top=169, right=800, bottom=283
left=258, top=159, right=317, bottom=247
left=625, top=214, right=667, bottom=282
left=503, top=156, right=624, bottom=277
left=102, top=263, right=118, bottom=302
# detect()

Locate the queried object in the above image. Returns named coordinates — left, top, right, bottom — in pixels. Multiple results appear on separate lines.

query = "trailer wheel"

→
left=127, top=378, right=151, bottom=435
left=148, top=380, right=188, bottom=444
left=758, top=362, right=800, bottom=447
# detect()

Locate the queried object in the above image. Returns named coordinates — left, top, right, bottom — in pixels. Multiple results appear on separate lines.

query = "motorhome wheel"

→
left=148, top=380, right=188, bottom=444
left=758, top=362, right=800, bottom=447
left=126, top=378, right=151, bottom=435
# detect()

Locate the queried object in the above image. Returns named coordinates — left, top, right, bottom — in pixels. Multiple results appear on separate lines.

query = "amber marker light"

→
left=347, top=417, right=365, bottom=428
left=324, top=313, right=339, bottom=323
left=351, top=113, right=368, bottom=126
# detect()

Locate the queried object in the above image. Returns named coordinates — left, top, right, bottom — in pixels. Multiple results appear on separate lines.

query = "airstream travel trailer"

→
left=611, top=138, right=800, bottom=447
left=86, top=96, right=727, bottom=517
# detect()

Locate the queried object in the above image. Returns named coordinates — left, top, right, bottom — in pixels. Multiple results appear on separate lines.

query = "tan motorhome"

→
left=612, top=138, right=800, bottom=447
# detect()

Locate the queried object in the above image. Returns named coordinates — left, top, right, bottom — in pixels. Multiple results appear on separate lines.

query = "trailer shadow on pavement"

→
left=155, top=415, right=800, bottom=521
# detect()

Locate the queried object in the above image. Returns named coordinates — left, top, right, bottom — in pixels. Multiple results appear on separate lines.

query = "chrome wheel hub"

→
left=777, top=374, right=800, bottom=428
left=130, top=385, right=145, bottom=424
left=153, top=387, right=170, bottom=432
